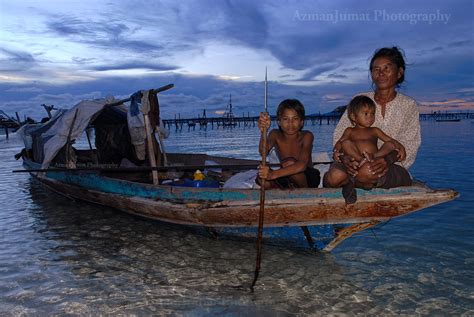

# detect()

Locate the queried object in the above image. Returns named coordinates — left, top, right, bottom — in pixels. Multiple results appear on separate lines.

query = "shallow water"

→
left=0, top=120, right=473, bottom=315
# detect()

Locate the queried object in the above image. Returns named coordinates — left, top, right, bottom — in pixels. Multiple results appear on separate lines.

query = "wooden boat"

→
left=218, top=94, right=237, bottom=127
left=0, top=110, right=20, bottom=137
left=15, top=85, right=459, bottom=251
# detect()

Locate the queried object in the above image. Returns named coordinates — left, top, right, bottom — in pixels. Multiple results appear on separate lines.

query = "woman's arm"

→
left=395, top=101, right=421, bottom=169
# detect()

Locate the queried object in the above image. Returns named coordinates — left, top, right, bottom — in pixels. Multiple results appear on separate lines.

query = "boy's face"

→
left=278, top=108, right=303, bottom=135
left=351, top=105, right=375, bottom=128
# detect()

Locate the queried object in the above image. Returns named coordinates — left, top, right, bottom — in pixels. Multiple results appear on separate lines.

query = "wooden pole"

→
left=42, top=104, right=53, bottom=118
left=144, top=113, right=159, bottom=185
left=138, top=90, right=161, bottom=185
left=65, top=108, right=79, bottom=168
left=251, top=68, right=268, bottom=292
left=105, top=84, right=173, bottom=107
left=12, top=162, right=336, bottom=174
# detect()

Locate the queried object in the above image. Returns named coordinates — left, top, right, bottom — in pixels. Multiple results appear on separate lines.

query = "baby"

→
left=333, top=95, right=406, bottom=203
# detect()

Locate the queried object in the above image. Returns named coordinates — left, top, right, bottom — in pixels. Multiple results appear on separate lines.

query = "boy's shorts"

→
left=274, top=167, right=321, bottom=189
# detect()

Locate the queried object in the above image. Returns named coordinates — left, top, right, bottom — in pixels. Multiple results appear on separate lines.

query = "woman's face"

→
left=371, top=57, right=403, bottom=90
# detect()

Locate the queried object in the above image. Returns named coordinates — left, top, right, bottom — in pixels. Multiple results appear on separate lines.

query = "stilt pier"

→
left=162, top=111, right=474, bottom=131
left=162, top=114, right=342, bottom=131
left=420, top=111, right=473, bottom=121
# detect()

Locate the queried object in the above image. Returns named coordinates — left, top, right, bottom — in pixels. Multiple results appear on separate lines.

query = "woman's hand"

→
left=367, top=157, right=389, bottom=177
left=258, top=165, right=274, bottom=181
left=332, top=149, right=342, bottom=162
left=341, top=155, right=359, bottom=177
left=395, top=144, right=406, bottom=162
left=258, top=112, right=271, bottom=132
left=332, top=142, right=343, bottom=162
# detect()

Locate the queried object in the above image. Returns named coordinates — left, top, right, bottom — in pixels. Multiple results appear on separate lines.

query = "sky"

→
left=0, top=0, right=473, bottom=120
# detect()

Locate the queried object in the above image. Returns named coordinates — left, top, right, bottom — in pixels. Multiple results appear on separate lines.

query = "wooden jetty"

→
left=420, top=111, right=473, bottom=121
left=163, top=113, right=341, bottom=131
left=163, top=110, right=474, bottom=131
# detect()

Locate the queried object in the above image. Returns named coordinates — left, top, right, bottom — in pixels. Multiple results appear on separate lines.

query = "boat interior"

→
left=21, top=104, right=260, bottom=186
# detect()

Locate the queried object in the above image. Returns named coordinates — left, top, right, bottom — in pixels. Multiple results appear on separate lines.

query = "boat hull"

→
left=24, top=159, right=459, bottom=250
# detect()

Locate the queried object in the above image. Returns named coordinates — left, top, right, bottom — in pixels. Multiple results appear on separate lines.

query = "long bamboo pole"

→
left=251, top=68, right=268, bottom=292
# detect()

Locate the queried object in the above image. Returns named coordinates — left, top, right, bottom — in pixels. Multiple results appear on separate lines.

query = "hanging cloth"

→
left=127, top=91, right=146, bottom=160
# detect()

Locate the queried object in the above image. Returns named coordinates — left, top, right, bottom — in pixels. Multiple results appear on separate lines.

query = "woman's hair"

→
left=276, top=99, right=305, bottom=120
left=369, top=46, right=406, bottom=85
left=347, top=95, right=376, bottom=123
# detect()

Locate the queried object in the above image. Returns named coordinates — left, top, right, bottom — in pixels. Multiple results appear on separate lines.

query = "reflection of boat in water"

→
left=15, top=84, right=459, bottom=252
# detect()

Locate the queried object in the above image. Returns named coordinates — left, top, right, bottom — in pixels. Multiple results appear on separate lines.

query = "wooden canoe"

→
left=15, top=89, right=459, bottom=251
left=21, top=153, right=458, bottom=251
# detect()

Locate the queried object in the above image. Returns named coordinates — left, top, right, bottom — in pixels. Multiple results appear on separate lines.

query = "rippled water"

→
left=0, top=120, right=473, bottom=315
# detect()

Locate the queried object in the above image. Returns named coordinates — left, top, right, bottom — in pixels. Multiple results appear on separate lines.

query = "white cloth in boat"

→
left=41, top=99, right=110, bottom=169
left=18, top=110, right=66, bottom=151
left=223, top=152, right=330, bottom=189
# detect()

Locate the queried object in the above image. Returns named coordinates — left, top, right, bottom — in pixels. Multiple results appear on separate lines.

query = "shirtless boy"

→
left=257, top=99, right=320, bottom=189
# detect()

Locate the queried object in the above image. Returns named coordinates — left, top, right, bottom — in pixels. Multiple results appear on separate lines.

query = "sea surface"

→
left=0, top=120, right=473, bottom=316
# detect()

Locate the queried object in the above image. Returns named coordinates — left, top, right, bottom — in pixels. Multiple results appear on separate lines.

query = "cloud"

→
left=0, top=48, right=37, bottom=72
left=44, top=12, right=168, bottom=54
left=92, top=62, right=178, bottom=72
left=420, top=99, right=469, bottom=106
left=6, top=87, right=43, bottom=93
left=327, top=73, right=348, bottom=79
left=418, top=98, right=474, bottom=112
left=298, top=63, right=341, bottom=81
left=0, top=0, right=473, bottom=120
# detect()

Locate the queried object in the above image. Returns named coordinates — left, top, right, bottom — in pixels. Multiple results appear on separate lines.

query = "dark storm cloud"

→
left=46, top=14, right=164, bottom=52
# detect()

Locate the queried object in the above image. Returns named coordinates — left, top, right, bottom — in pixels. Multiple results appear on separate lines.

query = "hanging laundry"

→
left=127, top=91, right=146, bottom=160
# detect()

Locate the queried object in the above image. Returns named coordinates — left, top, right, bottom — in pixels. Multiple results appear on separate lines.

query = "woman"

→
left=323, top=47, right=421, bottom=200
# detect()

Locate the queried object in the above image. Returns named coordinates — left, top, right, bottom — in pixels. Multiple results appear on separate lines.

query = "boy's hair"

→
left=276, top=99, right=306, bottom=132
left=276, top=99, right=305, bottom=120
left=347, top=95, right=376, bottom=123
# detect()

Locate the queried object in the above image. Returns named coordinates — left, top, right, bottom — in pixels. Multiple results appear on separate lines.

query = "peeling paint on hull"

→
left=24, top=159, right=459, bottom=251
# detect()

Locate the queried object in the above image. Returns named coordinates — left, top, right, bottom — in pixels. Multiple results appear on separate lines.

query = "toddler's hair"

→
left=347, top=95, right=376, bottom=123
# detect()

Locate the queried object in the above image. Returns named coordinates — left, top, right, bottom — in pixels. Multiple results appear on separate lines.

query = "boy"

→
left=257, top=99, right=320, bottom=189
left=333, top=95, right=406, bottom=203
